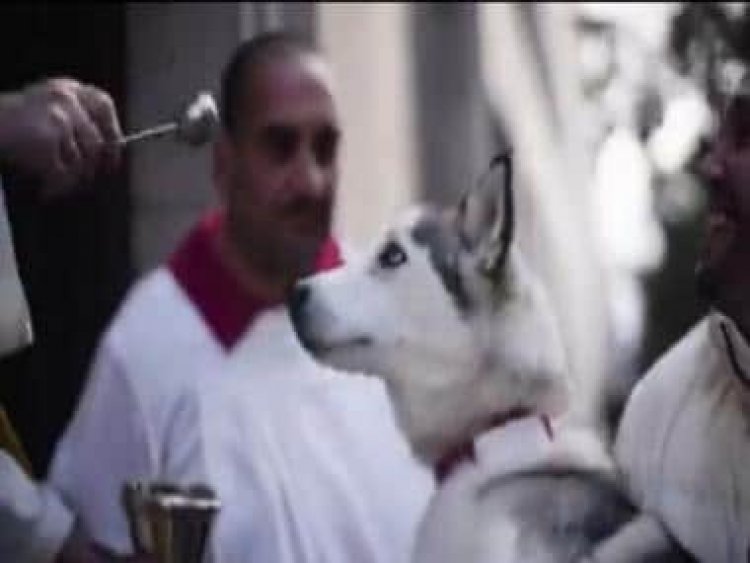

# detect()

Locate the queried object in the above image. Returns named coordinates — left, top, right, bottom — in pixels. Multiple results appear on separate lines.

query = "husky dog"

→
left=289, top=154, right=692, bottom=563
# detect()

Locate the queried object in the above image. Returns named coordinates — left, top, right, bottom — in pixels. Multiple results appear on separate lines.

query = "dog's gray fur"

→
left=412, top=211, right=473, bottom=312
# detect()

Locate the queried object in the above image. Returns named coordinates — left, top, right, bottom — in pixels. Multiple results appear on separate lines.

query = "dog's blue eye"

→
left=378, top=241, right=407, bottom=269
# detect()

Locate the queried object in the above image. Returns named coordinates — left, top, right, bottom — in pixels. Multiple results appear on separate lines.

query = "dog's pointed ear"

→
left=455, top=151, right=515, bottom=279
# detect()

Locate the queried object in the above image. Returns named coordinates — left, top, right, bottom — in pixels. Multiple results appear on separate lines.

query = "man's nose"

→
left=291, top=151, right=329, bottom=198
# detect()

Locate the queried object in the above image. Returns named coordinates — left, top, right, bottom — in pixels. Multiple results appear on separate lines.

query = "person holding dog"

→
left=0, top=78, right=151, bottom=563
left=48, top=32, right=433, bottom=562
left=615, top=75, right=750, bottom=562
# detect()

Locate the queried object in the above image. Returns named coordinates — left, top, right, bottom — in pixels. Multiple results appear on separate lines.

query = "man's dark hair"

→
left=220, top=31, right=318, bottom=139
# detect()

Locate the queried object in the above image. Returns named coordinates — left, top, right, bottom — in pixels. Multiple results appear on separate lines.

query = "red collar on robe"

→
left=168, top=210, right=342, bottom=350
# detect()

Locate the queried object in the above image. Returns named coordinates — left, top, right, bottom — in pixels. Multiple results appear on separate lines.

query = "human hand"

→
left=0, top=77, right=122, bottom=195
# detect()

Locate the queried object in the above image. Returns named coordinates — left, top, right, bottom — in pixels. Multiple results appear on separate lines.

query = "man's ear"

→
left=454, top=152, right=515, bottom=280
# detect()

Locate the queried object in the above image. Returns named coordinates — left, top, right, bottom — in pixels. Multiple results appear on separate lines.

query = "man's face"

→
left=697, top=93, right=750, bottom=308
left=217, top=53, right=340, bottom=284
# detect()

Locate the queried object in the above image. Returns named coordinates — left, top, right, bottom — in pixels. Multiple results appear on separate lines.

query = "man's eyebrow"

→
left=258, top=122, right=340, bottom=135
left=260, top=122, right=298, bottom=134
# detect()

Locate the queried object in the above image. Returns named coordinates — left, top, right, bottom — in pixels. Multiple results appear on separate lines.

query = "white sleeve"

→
left=0, top=451, right=74, bottom=563
left=615, top=351, right=689, bottom=515
left=0, top=175, right=33, bottom=356
left=613, top=375, right=655, bottom=508
left=48, top=338, right=155, bottom=554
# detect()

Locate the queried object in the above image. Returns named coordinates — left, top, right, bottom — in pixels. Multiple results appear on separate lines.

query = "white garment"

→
left=0, top=175, right=73, bottom=563
left=616, top=311, right=750, bottom=562
left=0, top=451, right=73, bottom=563
left=0, top=177, right=33, bottom=357
left=49, top=267, right=434, bottom=562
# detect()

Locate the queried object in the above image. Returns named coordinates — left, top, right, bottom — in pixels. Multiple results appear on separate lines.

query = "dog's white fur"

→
left=290, top=166, right=690, bottom=562
left=293, top=207, right=569, bottom=465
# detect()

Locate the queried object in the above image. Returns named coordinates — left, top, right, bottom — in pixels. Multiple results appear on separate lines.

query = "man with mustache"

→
left=614, top=76, right=750, bottom=561
left=48, top=32, right=433, bottom=561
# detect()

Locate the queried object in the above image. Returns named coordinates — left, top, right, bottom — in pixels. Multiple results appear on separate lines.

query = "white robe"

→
left=48, top=263, right=434, bottom=562
left=616, top=311, right=750, bottom=562
left=0, top=450, right=73, bottom=563
left=0, top=181, right=33, bottom=357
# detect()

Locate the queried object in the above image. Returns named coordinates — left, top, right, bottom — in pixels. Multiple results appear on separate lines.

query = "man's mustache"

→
left=281, top=196, right=332, bottom=218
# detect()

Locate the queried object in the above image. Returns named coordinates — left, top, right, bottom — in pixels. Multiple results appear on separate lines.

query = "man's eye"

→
left=314, top=128, right=339, bottom=167
left=378, top=241, right=407, bottom=270
left=263, top=127, right=298, bottom=163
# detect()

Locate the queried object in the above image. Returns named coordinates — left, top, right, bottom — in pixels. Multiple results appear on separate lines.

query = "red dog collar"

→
left=434, top=411, right=554, bottom=482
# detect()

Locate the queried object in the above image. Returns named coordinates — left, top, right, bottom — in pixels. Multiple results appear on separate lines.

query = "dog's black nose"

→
left=289, top=283, right=311, bottom=315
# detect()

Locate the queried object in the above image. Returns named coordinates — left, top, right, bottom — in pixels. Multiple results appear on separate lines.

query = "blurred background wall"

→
left=1, top=2, right=745, bottom=472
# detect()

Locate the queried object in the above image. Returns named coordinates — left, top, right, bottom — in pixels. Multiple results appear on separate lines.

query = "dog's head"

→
left=290, top=154, right=570, bottom=465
